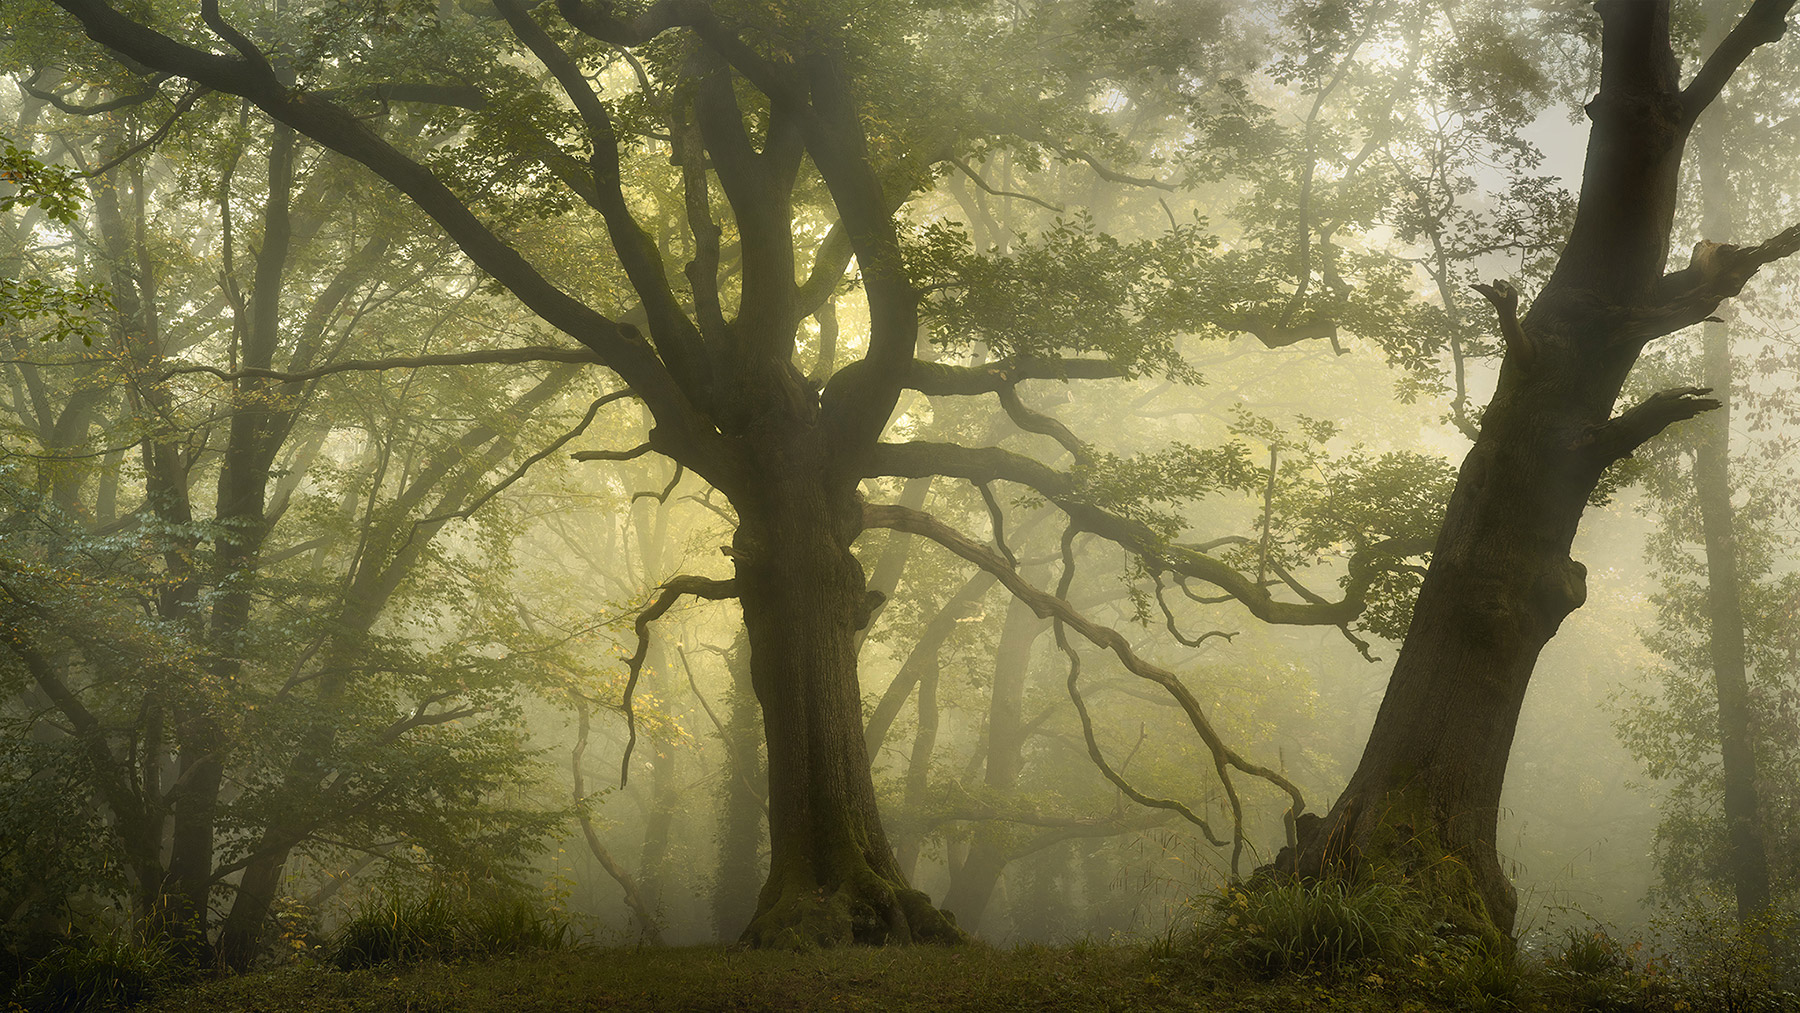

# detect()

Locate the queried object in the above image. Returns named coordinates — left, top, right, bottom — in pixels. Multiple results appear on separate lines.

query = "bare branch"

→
left=995, top=384, right=1092, bottom=463
left=946, top=155, right=1064, bottom=213
left=415, top=390, right=632, bottom=528
left=631, top=464, right=685, bottom=504
left=1631, top=224, right=1800, bottom=344
left=163, top=345, right=606, bottom=384
left=20, top=70, right=171, bottom=114
left=976, top=481, right=1017, bottom=568
left=1582, top=386, right=1720, bottom=465
left=1049, top=527, right=1228, bottom=848
left=1471, top=279, right=1534, bottom=366
left=864, top=502, right=1305, bottom=862
left=617, top=575, right=738, bottom=787
left=1215, top=314, right=1341, bottom=350
left=1150, top=570, right=1236, bottom=649
left=868, top=440, right=1424, bottom=626
left=1061, top=146, right=1178, bottom=191
left=572, top=442, right=653, bottom=463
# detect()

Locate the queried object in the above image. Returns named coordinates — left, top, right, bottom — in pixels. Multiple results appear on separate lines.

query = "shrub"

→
left=1659, top=903, right=1799, bottom=1013
left=10, top=936, right=177, bottom=1013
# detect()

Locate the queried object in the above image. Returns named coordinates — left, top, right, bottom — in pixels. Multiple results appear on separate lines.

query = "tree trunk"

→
left=733, top=447, right=960, bottom=947
left=1694, top=107, right=1772, bottom=922
left=711, top=632, right=766, bottom=942
left=941, top=596, right=1045, bottom=933
left=1281, top=1, right=1730, bottom=941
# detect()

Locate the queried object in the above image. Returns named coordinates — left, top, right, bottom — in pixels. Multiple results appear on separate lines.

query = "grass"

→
left=134, top=944, right=1470, bottom=1013
left=329, top=886, right=572, bottom=970
left=129, top=936, right=1800, bottom=1013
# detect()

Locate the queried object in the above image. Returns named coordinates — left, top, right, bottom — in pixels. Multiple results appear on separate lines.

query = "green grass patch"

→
left=127, top=937, right=1800, bottom=1013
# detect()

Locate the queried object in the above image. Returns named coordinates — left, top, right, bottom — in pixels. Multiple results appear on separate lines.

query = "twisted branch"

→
left=617, top=575, right=737, bottom=787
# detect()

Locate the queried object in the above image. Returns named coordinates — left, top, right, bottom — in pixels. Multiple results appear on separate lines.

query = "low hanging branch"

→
left=863, top=502, right=1305, bottom=868
left=617, top=575, right=737, bottom=788
left=162, top=344, right=606, bottom=384
left=1049, top=527, right=1230, bottom=851
left=946, top=155, right=1065, bottom=213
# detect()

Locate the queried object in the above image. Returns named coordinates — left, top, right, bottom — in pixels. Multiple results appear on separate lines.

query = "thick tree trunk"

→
left=734, top=447, right=960, bottom=947
left=1281, top=1, right=1725, bottom=940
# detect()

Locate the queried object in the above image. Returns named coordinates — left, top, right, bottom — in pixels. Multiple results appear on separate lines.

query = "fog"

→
left=1, top=0, right=1796, bottom=1001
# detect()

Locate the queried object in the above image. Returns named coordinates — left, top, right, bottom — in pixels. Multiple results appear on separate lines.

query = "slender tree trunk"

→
left=893, top=653, right=940, bottom=879
left=942, top=596, right=1045, bottom=933
left=734, top=444, right=959, bottom=946
left=1694, top=110, right=1772, bottom=922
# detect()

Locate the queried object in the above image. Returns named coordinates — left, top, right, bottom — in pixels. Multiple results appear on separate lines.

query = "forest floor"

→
left=133, top=943, right=1668, bottom=1013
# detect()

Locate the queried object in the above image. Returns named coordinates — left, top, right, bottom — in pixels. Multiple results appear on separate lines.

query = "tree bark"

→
left=733, top=442, right=959, bottom=947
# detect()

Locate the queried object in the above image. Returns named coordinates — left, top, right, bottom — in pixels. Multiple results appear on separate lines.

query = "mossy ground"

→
left=128, top=941, right=1759, bottom=1013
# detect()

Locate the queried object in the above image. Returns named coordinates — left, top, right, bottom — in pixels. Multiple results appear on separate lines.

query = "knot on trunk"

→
left=856, top=589, right=886, bottom=630
left=1532, top=557, right=1588, bottom=626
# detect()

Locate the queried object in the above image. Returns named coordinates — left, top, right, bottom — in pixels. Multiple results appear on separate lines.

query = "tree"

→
left=1279, top=0, right=1800, bottom=940
left=0, top=72, right=589, bottom=965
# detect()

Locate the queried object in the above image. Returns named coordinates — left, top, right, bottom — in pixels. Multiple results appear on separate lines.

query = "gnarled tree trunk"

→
left=733, top=435, right=959, bottom=947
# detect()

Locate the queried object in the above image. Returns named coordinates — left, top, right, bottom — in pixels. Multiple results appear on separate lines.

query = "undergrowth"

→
left=329, top=886, right=571, bottom=969
left=1153, top=876, right=1800, bottom=1012
left=8, top=935, right=181, bottom=1013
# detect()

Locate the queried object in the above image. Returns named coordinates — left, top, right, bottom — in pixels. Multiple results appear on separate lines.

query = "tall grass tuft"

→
left=10, top=935, right=178, bottom=1013
left=1196, top=877, right=1435, bottom=975
left=329, top=886, right=571, bottom=970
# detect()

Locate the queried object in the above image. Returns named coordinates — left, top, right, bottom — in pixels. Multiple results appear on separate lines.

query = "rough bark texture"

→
left=1279, top=0, right=1797, bottom=940
left=734, top=437, right=960, bottom=947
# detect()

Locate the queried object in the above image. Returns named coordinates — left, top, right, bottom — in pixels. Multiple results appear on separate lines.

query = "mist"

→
left=2, top=1, right=1797, bottom=1010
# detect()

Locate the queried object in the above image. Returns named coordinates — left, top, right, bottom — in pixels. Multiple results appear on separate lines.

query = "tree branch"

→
left=900, top=355, right=1127, bottom=395
left=616, top=575, right=737, bottom=787
left=863, top=502, right=1306, bottom=862
left=1581, top=386, right=1720, bottom=465
left=162, top=345, right=607, bottom=384
left=946, top=155, right=1064, bottom=213
left=1471, top=279, right=1534, bottom=367
left=414, top=389, right=632, bottom=528
left=1215, top=314, right=1341, bottom=350
left=571, top=442, right=653, bottom=463
left=51, top=0, right=717, bottom=473
left=867, top=440, right=1420, bottom=626
left=1631, top=223, right=1800, bottom=344
left=1681, top=0, right=1799, bottom=123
